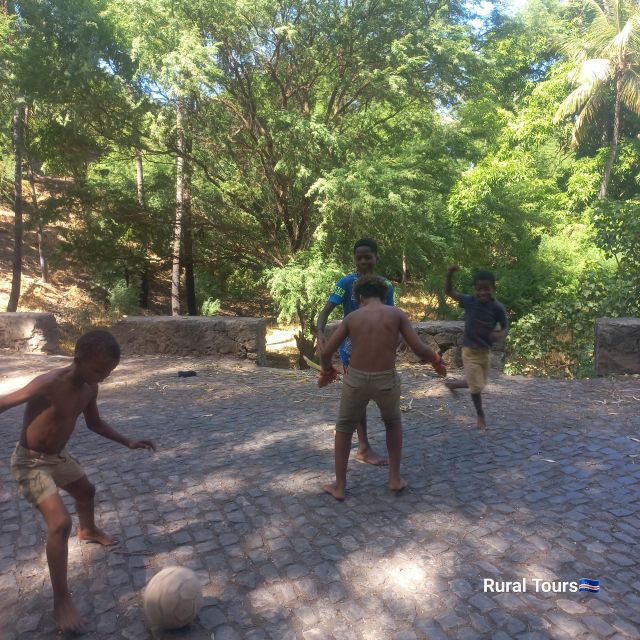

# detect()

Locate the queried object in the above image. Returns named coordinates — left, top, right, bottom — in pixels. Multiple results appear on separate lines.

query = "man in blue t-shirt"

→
left=444, top=265, right=508, bottom=429
left=316, top=238, right=394, bottom=466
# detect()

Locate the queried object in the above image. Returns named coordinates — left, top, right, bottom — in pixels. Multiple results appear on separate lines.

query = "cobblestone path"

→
left=1, top=355, right=639, bottom=639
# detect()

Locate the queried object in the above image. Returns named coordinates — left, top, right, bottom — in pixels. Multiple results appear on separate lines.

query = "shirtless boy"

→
left=318, top=275, right=447, bottom=500
left=1, top=330, right=155, bottom=633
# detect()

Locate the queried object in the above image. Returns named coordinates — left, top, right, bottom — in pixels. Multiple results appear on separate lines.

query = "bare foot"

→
left=355, top=447, right=388, bottom=466
left=477, top=416, right=487, bottom=430
left=389, top=478, right=408, bottom=493
left=323, top=483, right=345, bottom=501
left=54, top=598, right=86, bottom=634
left=78, top=527, right=118, bottom=546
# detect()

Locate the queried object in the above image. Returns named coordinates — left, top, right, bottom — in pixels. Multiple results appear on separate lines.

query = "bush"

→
left=108, top=280, right=140, bottom=317
left=201, top=297, right=221, bottom=316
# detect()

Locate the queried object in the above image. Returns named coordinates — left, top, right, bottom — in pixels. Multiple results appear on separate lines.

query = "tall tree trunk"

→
left=24, top=107, right=49, bottom=283
left=599, top=74, right=622, bottom=199
left=7, top=105, right=24, bottom=312
left=183, top=171, right=197, bottom=315
left=182, top=98, right=197, bottom=316
left=172, top=104, right=185, bottom=315
left=27, top=162, right=48, bottom=283
left=136, top=146, right=150, bottom=308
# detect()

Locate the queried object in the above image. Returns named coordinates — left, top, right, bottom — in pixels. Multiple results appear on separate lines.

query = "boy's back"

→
left=345, top=302, right=404, bottom=372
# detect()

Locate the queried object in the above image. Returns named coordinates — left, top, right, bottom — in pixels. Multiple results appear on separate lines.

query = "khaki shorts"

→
left=462, top=347, right=491, bottom=394
left=336, top=367, right=401, bottom=434
left=10, top=444, right=86, bottom=506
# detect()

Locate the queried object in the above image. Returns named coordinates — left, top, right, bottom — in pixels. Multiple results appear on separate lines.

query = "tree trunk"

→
left=136, top=146, right=150, bottom=308
left=599, top=74, right=622, bottom=199
left=182, top=99, right=197, bottom=316
left=24, top=106, right=49, bottom=284
left=401, top=248, right=407, bottom=284
left=172, top=104, right=186, bottom=315
left=7, top=105, right=24, bottom=312
left=27, top=162, right=48, bottom=283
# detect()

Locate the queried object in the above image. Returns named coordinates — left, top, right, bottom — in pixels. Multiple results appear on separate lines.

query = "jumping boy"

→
left=1, top=330, right=156, bottom=633
left=318, top=275, right=447, bottom=500
left=444, top=265, right=508, bottom=429
left=316, top=238, right=394, bottom=466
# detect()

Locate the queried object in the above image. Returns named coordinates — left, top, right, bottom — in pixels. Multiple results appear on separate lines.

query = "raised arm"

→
left=399, top=313, right=447, bottom=376
left=83, top=387, right=155, bottom=450
left=0, top=374, right=51, bottom=414
left=445, top=264, right=461, bottom=300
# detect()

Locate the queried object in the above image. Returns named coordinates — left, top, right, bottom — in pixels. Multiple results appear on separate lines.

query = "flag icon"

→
left=578, top=579, right=600, bottom=593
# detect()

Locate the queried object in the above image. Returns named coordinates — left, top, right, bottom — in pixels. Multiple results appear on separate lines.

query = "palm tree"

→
left=554, top=0, right=640, bottom=198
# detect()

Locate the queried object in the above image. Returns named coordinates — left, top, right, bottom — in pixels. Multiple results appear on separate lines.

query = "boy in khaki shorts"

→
left=444, top=265, right=508, bottom=429
left=318, top=275, right=446, bottom=500
left=1, top=330, right=155, bottom=633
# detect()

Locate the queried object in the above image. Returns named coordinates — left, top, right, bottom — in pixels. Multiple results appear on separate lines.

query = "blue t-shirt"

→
left=454, top=293, right=508, bottom=351
left=328, top=273, right=395, bottom=365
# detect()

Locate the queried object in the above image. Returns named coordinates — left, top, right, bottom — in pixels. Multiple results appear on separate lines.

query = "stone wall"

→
left=595, top=318, right=640, bottom=376
left=0, top=312, right=60, bottom=354
left=325, top=320, right=505, bottom=370
left=109, top=316, right=267, bottom=364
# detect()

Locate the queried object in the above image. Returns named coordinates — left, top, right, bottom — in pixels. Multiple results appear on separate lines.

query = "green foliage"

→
left=267, top=249, right=345, bottom=336
left=201, top=297, right=221, bottom=316
left=108, top=279, right=141, bottom=316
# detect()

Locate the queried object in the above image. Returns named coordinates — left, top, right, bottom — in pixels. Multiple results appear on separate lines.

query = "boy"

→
left=318, top=275, right=446, bottom=501
left=316, top=238, right=395, bottom=466
left=1, top=330, right=155, bottom=633
left=444, top=265, right=508, bottom=429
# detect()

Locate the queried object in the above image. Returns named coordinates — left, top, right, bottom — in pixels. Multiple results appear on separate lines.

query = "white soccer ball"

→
left=143, top=566, right=203, bottom=630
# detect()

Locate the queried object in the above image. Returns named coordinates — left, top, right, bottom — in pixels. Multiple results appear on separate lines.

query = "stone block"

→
left=109, top=316, right=267, bottom=364
left=595, top=317, right=640, bottom=375
left=0, top=312, right=59, bottom=354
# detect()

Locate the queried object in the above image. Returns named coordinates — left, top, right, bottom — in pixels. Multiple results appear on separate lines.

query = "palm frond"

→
left=620, top=69, right=640, bottom=114
left=571, top=84, right=608, bottom=145
left=569, top=58, right=612, bottom=86
left=554, top=76, right=604, bottom=123
left=607, top=16, right=635, bottom=60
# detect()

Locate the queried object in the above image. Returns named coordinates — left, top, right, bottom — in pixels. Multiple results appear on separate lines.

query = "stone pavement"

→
left=1, top=355, right=639, bottom=640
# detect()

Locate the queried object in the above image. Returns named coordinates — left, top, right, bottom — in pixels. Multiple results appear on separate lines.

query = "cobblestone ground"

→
left=1, top=355, right=639, bottom=640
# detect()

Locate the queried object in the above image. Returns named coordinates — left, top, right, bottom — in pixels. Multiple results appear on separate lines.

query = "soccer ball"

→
left=143, top=566, right=203, bottom=630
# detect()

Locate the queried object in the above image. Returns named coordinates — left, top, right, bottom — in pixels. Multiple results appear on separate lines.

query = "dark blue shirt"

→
left=454, top=293, right=508, bottom=350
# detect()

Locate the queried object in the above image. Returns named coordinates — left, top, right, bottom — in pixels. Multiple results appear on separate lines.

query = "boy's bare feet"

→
left=78, top=527, right=117, bottom=546
left=355, top=447, right=388, bottom=466
left=389, top=478, right=408, bottom=493
left=54, top=597, right=86, bottom=634
left=323, top=483, right=345, bottom=501
left=477, top=416, right=487, bottom=430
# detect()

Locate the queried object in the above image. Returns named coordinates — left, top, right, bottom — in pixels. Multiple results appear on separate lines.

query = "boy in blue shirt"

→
left=444, top=265, right=508, bottom=429
left=316, top=238, right=394, bottom=465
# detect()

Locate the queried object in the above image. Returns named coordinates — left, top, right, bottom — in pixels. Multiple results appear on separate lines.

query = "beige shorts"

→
left=336, top=367, right=401, bottom=434
left=462, top=347, right=491, bottom=394
left=10, top=444, right=86, bottom=506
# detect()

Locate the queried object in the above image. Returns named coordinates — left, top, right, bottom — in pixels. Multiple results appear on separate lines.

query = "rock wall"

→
left=109, top=316, right=267, bottom=364
left=595, top=318, right=640, bottom=375
left=325, top=320, right=505, bottom=370
left=0, top=312, right=60, bottom=354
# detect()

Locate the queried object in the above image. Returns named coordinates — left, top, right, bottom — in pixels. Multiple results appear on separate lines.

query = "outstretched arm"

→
left=83, top=388, right=156, bottom=450
left=445, top=264, right=461, bottom=300
left=399, top=313, right=447, bottom=376
left=320, top=320, right=348, bottom=371
left=0, top=374, right=51, bottom=414
left=316, top=301, right=338, bottom=353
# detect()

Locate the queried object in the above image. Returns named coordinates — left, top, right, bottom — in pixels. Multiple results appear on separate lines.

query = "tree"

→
left=554, top=0, right=640, bottom=198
